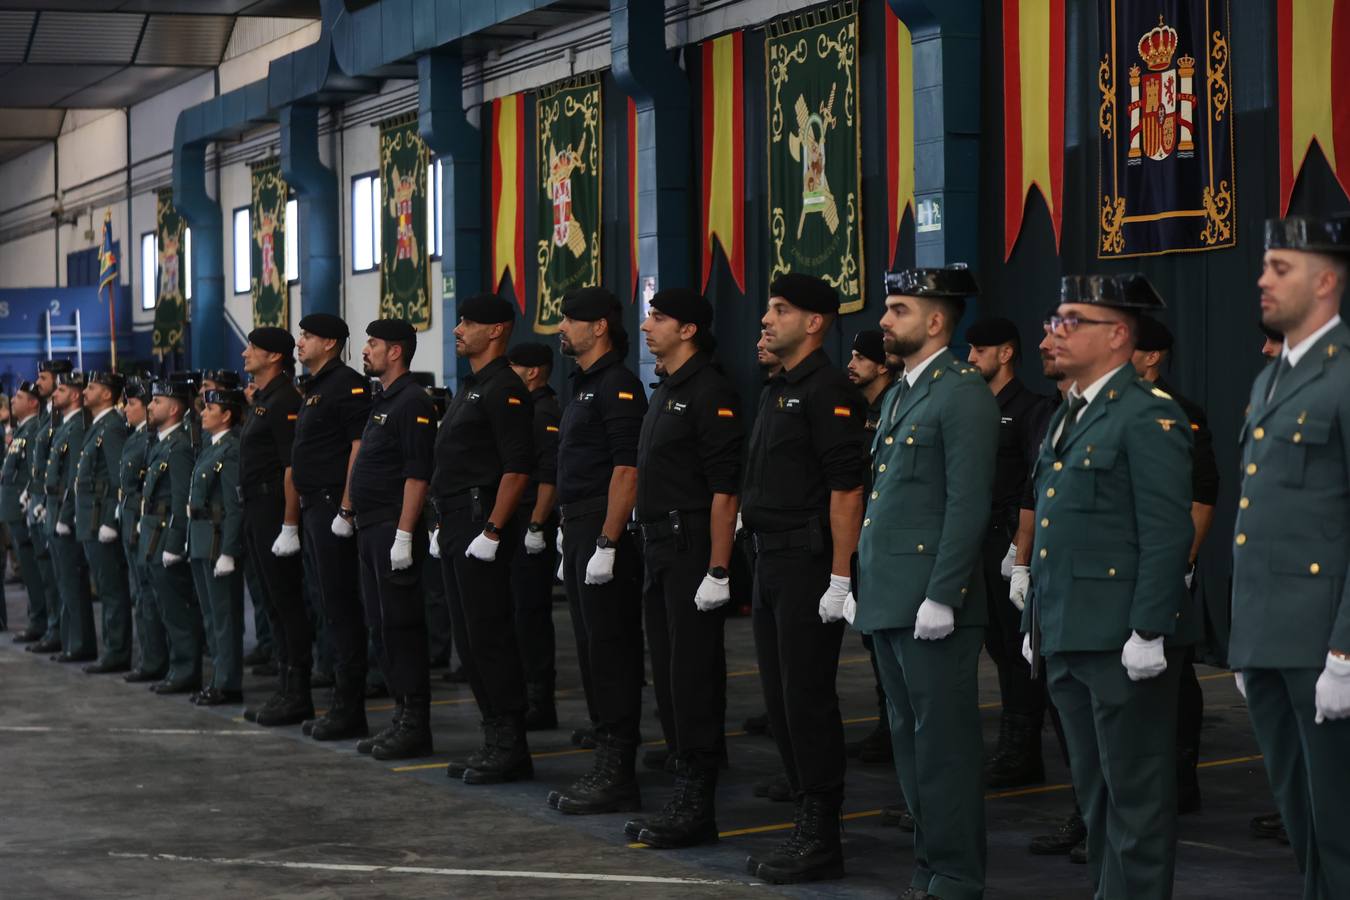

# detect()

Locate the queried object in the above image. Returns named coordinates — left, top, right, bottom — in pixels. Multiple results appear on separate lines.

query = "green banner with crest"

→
left=250, top=158, right=289, bottom=328
left=153, top=188, right=187, bottom=359
left=379, top=115, right=432, bottom=331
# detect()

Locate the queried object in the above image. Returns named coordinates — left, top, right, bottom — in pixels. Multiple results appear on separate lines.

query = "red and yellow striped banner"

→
left=490, top=93, right=526, bottom=311
left=628, top=97, right=639, bottom=302
left=885, top=6, right=915, bottom=269
left=1278, top=0, right=1350, bottom=214
left=700, top=31, right=745, bottom=294
left=1003, top=0, right=1065, bottom=259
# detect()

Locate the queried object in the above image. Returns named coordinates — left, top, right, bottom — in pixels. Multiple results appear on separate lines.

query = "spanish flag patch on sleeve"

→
left=617, top=391, right=634, bottom=401
left=717, top=408, right=735, bottom=418
left=415, top=416, right=430, bottom=425
left=287, top=413, right=298, bottom=421
left=507, top=396, right=522, bottom=406
left=351, top=387, right=366, bottom=395
left=833, top=406, right=851, bottom=418
left=545, top=425, right=559, bottom=433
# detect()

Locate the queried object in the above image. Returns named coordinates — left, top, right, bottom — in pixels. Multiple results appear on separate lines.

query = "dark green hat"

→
left=885, top=265, right=980, bottom=299
left=1265, top=215, right=1350, bottom=255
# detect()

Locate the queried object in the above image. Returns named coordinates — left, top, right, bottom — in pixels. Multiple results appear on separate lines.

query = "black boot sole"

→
left=371, top=738, right=434, bottom=761
left=637, top=822, right=719, bottom=849
left=751, top=857, right=845, bottom=884
left=462, top=758, right=534, bottom=784
left=556, top=789, right=642, bottom=815
left=312, top=721, right=370, bottom=742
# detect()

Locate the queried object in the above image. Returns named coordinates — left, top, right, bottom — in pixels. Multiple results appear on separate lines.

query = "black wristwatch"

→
left=1136, top=630, right=1162, bottom=641
left=596, top=534, right=617, bottom=550
left=527, top=522, right=543, bottom=534
left=483, top=521, right=500, bottom=536
left=339, top=505, right=355, bottom=519
left=708, top=566, right=728, bottom=579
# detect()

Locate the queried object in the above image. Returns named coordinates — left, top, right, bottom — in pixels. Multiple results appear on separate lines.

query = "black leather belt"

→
left=749, top=520, right=825, bottom=555
left=298, top=488, right=341, bottom=510
left=559, top=495, right=607, bottom=522
left=433, top=486, right=495, bottom=517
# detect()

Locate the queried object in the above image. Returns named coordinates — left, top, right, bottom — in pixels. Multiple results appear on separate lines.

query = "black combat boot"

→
left=637, top=761, right=719, bottom=849
left=749, top=794, right=844, bottom=884
left=463, top=716, right=534, bottom=784
left=555, top=736, right=641, bottom=814
left=1029, top=809, right=1086, bottom=854
left=311, top=668, right=369, bottom=741
left=446, top=721, right=494, bottom=779
left=357, top=698, right=403, bottom=754
left=985, top=712, right=1045, bottom=788
left=244, top=664, right=289, bottom=723
left=524, top=680, right=557, bottom=731
left=983, top=711, right=1015, bottom=773
left=255, top=665, right=314, bottom=727
left=371, top=694, right=433, bottom=760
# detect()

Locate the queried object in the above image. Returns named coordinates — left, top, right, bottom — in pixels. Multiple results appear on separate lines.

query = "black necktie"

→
left=1055, top=395, right=1089, bottom=454
left=1266, top=356, right=1292, bottom=403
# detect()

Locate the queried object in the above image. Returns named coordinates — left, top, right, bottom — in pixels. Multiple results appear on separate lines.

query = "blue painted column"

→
left=280, top=103, right=341, bottom=319
left=418, top=47, right=481, bottom=391
left=171, top=136, right=224, bottom=370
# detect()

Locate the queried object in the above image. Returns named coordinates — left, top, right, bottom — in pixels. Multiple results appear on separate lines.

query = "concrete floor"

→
left=0, top=584, right=1301, bottom=899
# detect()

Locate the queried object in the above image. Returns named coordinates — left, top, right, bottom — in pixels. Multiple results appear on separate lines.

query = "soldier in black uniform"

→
left=422, top=384, right=453, bottom=674
left=549, top=286, right=648, bottom=815
left=506, top=342, right=562, bottom=731
left=292, top=313, right=373, bottom=741
left=1131, top=315, right=1219, bottom=813
left=428, top=294, right=535, bottom=783
left=741, top=273, right=867, bottom=884
left=349, top=318, right=436, bottom=760
left=623, top=288, right=742, bottom=849
left=238, top=327, right=311, bottom=727
left=964, top=316, right=1052, bottom=789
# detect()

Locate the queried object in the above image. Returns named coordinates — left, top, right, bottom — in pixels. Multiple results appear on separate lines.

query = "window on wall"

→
left=427, top=157, right=442, bottom=259
left=285, top=195, right=299, bottom=283
left=351, top=172, right=381, bottom=273
left=233, top=207, right=250, bottom=294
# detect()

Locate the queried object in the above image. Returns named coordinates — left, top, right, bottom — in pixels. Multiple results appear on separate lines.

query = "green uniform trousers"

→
left=191, top=559, right=243, bottom=692
left=149, top=558, right=203, bottom=686
left=7, top=518, right=49, bottom=635
left=49, top=532, right=95, bottom=658
left=83, top=538, right=131, bottom=667
left=123, top=529, right=167, bottom=676
left=31, top=526, right=61, bottom=641
left=873, top=625, right=986, bottom=900
left=1046, top=649, right=1182, bottom=900
left=1245, top=667, right=1350, bottom=900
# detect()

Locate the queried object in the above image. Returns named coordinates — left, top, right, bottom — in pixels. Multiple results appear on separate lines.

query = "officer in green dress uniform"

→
left=139, top=379, right=203, bottom=694
left=853, top=266, right=999, bottom=900
left=76, top=371, right=132, bottom=674
left=1024, top=273, right=1193, bottom=900
left=187, top=389, right=245, bottom=706
left=1231, top=215, right=1350, bottom=900
left=45, top=370, right=94, bottom=663
left=118, top=379, right=168, bottom=683
left=3, top=382, right=50, bottom=643
left=26, top=359, right=71, bottom=654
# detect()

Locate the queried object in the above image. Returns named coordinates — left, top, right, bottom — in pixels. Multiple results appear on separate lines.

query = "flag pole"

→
left=107, top=279, right=117, bottom=370
left=102, top=209, right=118, bottom=370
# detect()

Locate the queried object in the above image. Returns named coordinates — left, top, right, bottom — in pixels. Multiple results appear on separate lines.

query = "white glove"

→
left=1000, top=543, right=1017, bottom=580
left=161, top=551, right=183, bottom=567
left=271, top=523, right=300, bottom=557
left=466, top=531, right=499, bottom=562
left=390, top=529, right=413, bottom=571
left=429, top=528, right=441, bottom=558
left=1314, top=653, right=1350, bottom=724
left=1121, top=631, right=1167, bottom=681
left=735, top=512, right=744, bottom=537
left=1184, top=564, right=1195, bottom=590
left=914, top=598, right=956, bottom=640
left=330, top=514, right=354, bottom=538
left=213, top=554, right=235, bottom=577
left=55, top=521, right=71, bottom=536
left=555, top=528, right=565, bottom=581
left=818, top=574, right=850, bottom=623
left=584, top=545, right=616, bottom=585
left=694, top=574, right=731, bottom=612
left=1234, top=671, right=1246, bottom=699
left=842, top=591, right=857, bottom=625
left=524, top=528, right=547, bottom=554
left=98, top=524, right=118, bottom=544
left=33, top=503, right=46, bottom=523
left=1022, top=633, right=1034, bottom=665
left=1009, top=565, right=1031, bottom=611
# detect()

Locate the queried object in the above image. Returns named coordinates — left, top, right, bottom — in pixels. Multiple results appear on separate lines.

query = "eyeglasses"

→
left=1043, top=314, right=1121, bottom=335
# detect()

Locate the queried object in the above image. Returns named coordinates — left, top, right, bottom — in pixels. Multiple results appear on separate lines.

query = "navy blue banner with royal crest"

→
left=1097, top=1, right=1234, bottom=258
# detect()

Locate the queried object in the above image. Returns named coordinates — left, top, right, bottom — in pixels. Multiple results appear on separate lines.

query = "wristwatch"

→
left=1136, top=630, right=1162, bottom=641
left=527, top=521, right=544, bottom=534
left=707, top=566, right=728, bottom=579
left=338, top=505, right=355, bottom=519
left=596, top=534, right=617, bottom=550
left=483, top=521, right=500, bottom=536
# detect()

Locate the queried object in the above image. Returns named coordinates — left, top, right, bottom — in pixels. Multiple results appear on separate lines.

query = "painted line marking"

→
left=1178, top=839, right=1258, bottom=857
left=106, top=851, right=746, bottom=886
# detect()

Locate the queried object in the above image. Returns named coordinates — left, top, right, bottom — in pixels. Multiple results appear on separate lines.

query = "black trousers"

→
left=300, top=495, right=367, bottom=676
left=561, top=509, right=644, bottom=743
left=511, top=518, right=557, bottom=687
left=982, top=527, right=1046, bottom=720
left=242, top=490, right=310, bottom=670
left=1176, top=646, right=1202, bottom=757
left=357, top=517, right=428, bottom=698
left=752, top=544, right=846, bottom=798
left=643, top=519, right=728, bottom=769
left=438, top=507, right=527, bottom=719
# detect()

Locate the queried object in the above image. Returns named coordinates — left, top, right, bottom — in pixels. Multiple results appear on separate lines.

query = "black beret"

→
left=203, top=388, right=245, bottom=408
left=366, top=318, right=416, bottom=343
left=769, top=272, right=839, bottom=314
left=15, top=380, right=40, bottom=400
left=561, top=286, right=620, bottom=322
left=885, top=264, right=980, bottom=299
left=298, top=313, right=349, bottom=340
left=649, top=288, right=713, bottom=330
left=965, top=317, right=1020, bottom=348
left=57, top=370, right=85, bottom=388
left=1265, top=215, right=1350, bottom=255
left=169, top=370, right=202, bottom=387
left=507, top=342, right=554, bottom=369
left=1135, top=316, right=1174, bottom=353
left=459, top=293, right=516, bottom=325
left=87, top=371, right=125, bottom=392
left=1259, top=321, right=1282, bottom=342
left=851, top=329, right=885, bottom=364
left=248, top=327, right=295, bottom=356
left=410, top=370, right=436, bottom=388
left=151, top=379, right=191, bottom=402
left=122, top=378, right=148, bottom=401
left=202, top=369, right=240, bottom=388
left=38, top=359, right=72, bottom=375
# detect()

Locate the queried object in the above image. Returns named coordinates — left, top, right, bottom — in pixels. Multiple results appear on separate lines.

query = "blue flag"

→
left=98, top=212, right=118, bottom=290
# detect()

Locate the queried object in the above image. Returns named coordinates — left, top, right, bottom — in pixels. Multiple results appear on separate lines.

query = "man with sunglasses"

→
left=1023, top=273, right=1193, bottom=900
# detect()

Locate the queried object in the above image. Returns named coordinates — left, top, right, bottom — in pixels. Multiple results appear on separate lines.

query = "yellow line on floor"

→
left=1197, top=753, right=1262, bottom=769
